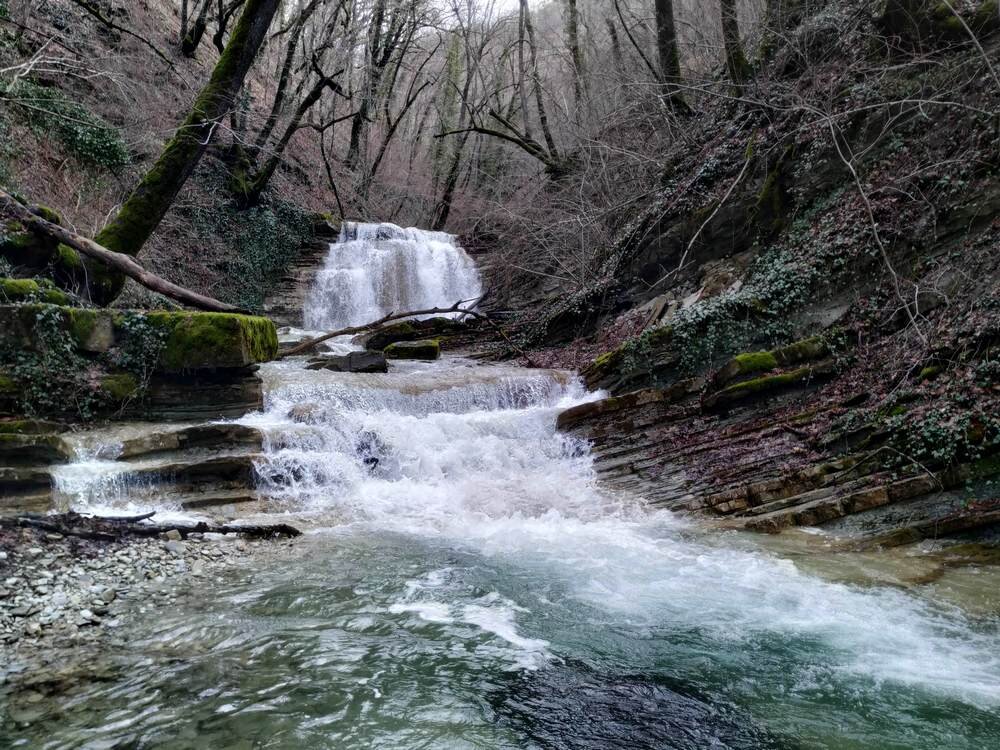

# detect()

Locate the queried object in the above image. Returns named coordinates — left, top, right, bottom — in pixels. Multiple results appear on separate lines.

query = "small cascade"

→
left=303, top=221, right=482, bottom=330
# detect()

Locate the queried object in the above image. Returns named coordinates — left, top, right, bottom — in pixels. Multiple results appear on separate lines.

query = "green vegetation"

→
left=186, top=187, right=314, bottom=311
left=2, top=80, right=129, bottom=170
left=0, top=277, right=70, bottom=305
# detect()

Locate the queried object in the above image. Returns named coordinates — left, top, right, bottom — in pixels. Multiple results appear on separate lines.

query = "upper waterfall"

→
left=303, top=221, right=482, bottom=330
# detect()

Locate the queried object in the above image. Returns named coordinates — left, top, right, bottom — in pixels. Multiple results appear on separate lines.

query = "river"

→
left=8, top=224, right=1000, bottom=749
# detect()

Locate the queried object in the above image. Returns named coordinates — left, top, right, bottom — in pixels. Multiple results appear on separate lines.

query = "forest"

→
left=1, top=1, right=1000, bottom=748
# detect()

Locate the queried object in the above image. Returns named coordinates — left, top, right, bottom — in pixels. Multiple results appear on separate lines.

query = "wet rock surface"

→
left=306, top=351, right=388, bottom=373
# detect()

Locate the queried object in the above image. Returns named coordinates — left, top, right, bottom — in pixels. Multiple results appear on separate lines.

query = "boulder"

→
left=357, top=317, right=465, bottom=350
left=306, top=351, right=387, bottom=373
left=383, top=339, right=441, bottom=361
left=146, top=311, right=278, bottom=372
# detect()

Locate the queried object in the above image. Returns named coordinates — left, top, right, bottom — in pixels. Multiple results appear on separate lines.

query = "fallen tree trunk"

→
left=4, top=511, right=301, bottom=541
left=0, top=190, right=248, bottom=314
left=280, top=300, right=482, bottom=358
left=281, top=297, right=540, bottom=367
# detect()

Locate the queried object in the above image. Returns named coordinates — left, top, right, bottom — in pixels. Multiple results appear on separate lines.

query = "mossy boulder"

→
left=147, top=312, right=279, bottom=372
left=359, top=317, right=466, bottom=351
left=703, top=359, right=837, bottom=410
left=384, top=339, right=441, bottom=361
left=0, top=277, right=71, bottom=305
left=99, top=372, right=139, bottom=400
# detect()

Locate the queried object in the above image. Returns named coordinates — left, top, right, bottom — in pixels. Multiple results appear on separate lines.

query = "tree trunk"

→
left=517, top=1, right=532, bottom=138
left=0, top=189, right=247, bottom=313
left=181, top=0, right=189, bottom=41
left=565, top=0, right=585, bottom=112
left=240, top=73, right=340, bottom=206
left=521, top=0, right=557, bottom=158
left=90, top=0, right=281, bottom=304
left=606, top=17, right=624, bottom=71
left=182, top=0, right=212, bottom=56
left=654, top=0, right=682, bottom=84
left=720, top=0, right=751, bottom=85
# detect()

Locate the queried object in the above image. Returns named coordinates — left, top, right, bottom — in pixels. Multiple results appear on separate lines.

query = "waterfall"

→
left=303, top=221, right=483, bottom=331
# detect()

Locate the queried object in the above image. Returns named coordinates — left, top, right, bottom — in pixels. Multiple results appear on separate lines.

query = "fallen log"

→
left=0, top=189, right=248, bottom=314
left=280, top=299, right=481, bottom=358
left=281, top=296, right=540, bottom=366
left=3, top=511, right=301, bottom=541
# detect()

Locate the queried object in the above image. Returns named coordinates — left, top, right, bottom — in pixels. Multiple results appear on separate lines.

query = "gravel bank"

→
left=0, top=523, right=263, bottom=656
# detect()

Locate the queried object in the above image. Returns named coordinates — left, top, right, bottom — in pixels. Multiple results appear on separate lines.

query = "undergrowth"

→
left=1, top=80, right=129, bottom=170
left=185, top=174, right=314, bottom=311
left=0, top=307, right=165, bottom=419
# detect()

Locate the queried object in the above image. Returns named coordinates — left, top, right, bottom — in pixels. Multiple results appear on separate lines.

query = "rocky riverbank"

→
left=0, top=518, right=285, bottom=660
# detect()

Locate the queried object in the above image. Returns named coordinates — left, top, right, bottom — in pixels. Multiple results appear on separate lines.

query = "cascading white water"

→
left=303, top=222, right=482, bottom=330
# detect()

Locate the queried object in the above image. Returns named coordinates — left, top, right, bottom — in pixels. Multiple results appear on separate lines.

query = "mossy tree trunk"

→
left=89, top=0, right=281, bottom=304
left=720, top=0, right=751, bottom=85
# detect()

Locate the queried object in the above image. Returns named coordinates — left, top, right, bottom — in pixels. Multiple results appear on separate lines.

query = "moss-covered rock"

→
left=713, top=335, right=830, bottom=389
left=384, top=339, right=441, bottom=361
left=582, top=325, right=677, bottom=393
left=0, top=418, right=68, bottom=435
left=360, top=317, right=466, bottom=351
left=0, top=277, right=71, bottom=305
left=704, top=359, right=837, bottom=410
left=147, top=311, right=279, bottom=371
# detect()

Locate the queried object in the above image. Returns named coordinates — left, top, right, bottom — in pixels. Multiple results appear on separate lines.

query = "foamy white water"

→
left=304, top=221, right=482, bottom=330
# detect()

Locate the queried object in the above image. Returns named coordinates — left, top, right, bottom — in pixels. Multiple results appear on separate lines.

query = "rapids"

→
left=9, top=224, right=1000, bottom=749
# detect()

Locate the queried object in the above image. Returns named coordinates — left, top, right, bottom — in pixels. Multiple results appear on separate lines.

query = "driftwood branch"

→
left=4, top=512, right=301, bottom=541
left=280, top=299, right=480, bottom=358
left=0, top=189, right=248, bottom=314
left=281, top=297, right=541, bottom=368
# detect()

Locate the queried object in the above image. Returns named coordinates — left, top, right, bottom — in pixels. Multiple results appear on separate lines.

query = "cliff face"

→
left=515, top=0, right=1000, bottom=546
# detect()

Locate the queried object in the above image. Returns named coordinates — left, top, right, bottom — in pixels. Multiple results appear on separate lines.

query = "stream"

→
left=7, top=224, right=1000, bottom=749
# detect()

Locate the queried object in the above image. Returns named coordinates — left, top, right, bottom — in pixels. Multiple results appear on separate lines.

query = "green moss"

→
left=31, top=205, right=61, bottom=225
left=919, top=365, right=942, bottom=380
left=731, top=351, right=779, bottom=374
left=754, top=146, right=794, bottom=237
left=716, top=366, right=813, bottom=399
left=146, top=311, right=278, bottom=371
left=0, top=374, right=16, bottom=393
left=67, top=308, right=99, bottom=346
left=100, top=372, right=139, bottom=400
left=55, top=243, right=83, bottom=269
left=0, top=278, right=40, bottom=297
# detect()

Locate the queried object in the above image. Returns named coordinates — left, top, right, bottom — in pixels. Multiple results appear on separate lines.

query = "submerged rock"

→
left=383, top=339, right=441, bottom=361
